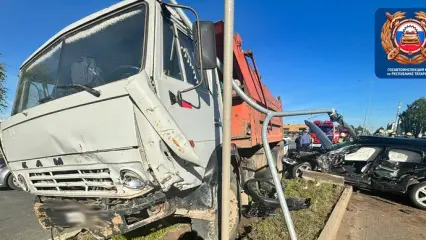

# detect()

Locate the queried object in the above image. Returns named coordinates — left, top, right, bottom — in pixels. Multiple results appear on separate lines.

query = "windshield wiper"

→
left=56, top=84, right=101, bottom=97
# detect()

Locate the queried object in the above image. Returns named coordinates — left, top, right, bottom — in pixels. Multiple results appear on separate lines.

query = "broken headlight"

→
left=121, top=170, right=146, bottom=190
left=282, top=157, right=297, bottom=165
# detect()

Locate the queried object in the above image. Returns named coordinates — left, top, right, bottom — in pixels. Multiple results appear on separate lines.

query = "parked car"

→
left=283, top=120, right=426, bottom=210
left=0, top=157, right=21, bottom=190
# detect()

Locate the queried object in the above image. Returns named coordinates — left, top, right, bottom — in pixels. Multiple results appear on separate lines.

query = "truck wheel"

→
left=409, top=182, right=426, bottom=210
left=291, top=162, right=312, bottom=178
left=191, top=167, right=240, bottom=240
left=7, top=174, right=21, bottom=190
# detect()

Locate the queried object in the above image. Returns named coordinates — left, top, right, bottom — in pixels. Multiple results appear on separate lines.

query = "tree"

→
left=354, top=125, right=370, bottom=135
left=399, top=98, right=426, bottom=136
left=0, top=55, right=7, bottom=112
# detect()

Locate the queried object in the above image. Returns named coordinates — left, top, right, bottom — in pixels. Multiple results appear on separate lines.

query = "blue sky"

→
left=0, top=0, right=425, bottom=131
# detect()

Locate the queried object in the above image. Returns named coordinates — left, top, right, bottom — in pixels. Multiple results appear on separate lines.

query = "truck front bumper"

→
left=34, top=191, right=174, bottom=238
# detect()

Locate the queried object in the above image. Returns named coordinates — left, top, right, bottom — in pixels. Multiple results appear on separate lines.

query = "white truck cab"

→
left=1, top=0, right=229, bottom=238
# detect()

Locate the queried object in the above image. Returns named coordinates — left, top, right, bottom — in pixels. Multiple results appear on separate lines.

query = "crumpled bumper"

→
left=34, top=191, right=174, bottom=238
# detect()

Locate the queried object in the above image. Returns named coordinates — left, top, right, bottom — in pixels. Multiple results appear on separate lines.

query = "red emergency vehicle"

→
left=310, top=120, right=339, bottom=148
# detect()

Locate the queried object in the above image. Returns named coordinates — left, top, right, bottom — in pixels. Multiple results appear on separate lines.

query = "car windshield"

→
left=320, top=126, right=333, bottom=135
left=12, top=6, right=146, bottom=115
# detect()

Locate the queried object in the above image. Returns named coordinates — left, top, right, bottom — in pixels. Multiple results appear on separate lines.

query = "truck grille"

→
left=28, top=168, right=117, bottom=193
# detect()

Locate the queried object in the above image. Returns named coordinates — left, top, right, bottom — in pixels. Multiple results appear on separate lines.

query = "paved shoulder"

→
left=337, top=192, right=426, bottom=240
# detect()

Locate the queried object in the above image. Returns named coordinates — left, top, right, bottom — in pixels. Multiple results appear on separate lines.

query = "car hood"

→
left=304, top=120, right=333, bottom=150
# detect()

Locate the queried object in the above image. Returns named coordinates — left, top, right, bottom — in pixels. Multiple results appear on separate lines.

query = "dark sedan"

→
left=284, top=120, right=426, bottom=210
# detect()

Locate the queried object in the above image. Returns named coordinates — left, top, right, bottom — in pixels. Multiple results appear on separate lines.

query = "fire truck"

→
left=310, top=120, right=339, bottom=148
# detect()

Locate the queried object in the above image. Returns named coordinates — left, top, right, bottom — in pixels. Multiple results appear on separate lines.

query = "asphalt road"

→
left=0, top=188, right=51, bottom=240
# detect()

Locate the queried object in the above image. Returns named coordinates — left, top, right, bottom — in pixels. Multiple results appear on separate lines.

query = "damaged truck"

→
left=284, top=119, right=426, bottom=210
left=0, top=0, right=303, bottom=239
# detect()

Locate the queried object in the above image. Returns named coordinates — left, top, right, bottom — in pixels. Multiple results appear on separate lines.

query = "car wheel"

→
left=7, top=174, right=21, bottom=190
left=409, top=182, right=426, bottom=210
left=291, top=162, right=312, bottom=178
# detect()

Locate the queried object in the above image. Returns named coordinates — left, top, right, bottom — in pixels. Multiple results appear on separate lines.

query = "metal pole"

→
left=394, top=101, right=402, bottom=132
left=221, top=0, right=234, bottom=239
left=234, top=84, right=338, bottom=240
left=167, top=1, right=319, bottom=239
left=169, top=0, right=192, bottom=28
left=362, top=79, right=373, bottom=134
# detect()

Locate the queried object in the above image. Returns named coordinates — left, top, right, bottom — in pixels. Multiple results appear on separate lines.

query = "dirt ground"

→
left=336, top=190, right=426, bottom=240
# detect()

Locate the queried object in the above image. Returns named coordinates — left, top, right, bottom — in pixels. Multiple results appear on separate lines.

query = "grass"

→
left=238, top=179, right=344, bottom=240
left=68, top=218, right=187, bottom=240
left=68, top=179, right=343, bottom=240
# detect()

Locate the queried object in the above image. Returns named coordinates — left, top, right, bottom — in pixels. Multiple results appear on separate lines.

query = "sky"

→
left=0, top=0, right=425, bottom=131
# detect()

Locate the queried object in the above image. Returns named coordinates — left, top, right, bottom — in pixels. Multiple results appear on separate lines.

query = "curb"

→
left=317, top=185, right=353, bottom=240
left=301, top=169, right=345, bottom=186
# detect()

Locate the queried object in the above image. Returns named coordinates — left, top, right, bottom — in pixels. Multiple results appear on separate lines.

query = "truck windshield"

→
left=320, top=126, right=333, bottom=135
left=12, top=6, right=146, bottom=115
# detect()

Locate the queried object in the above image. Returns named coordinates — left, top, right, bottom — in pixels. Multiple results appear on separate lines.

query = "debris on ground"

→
left=238, top=179, right=344, bottom=240
left=66, top=180, right=343, bottom=240
left=66, top=218, right=189, bottom=240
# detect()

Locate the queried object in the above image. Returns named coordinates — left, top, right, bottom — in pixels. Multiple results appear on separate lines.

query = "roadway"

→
left=0, top=189, right=51, bottom=240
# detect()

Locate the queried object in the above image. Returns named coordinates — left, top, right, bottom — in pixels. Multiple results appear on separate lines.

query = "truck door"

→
left=153, top=14, right=220, bottom=163
left=371, top=147, right=425, bottom=192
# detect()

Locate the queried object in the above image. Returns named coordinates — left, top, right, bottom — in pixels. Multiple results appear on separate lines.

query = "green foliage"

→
left=399, top=98, right=426, bottom=136
left=354, top=125, right=370, bottom=135
left=0, top=55, right=7, bottom=112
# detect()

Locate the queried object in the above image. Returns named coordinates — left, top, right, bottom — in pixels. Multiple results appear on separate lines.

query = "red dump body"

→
left=214, top=21, right=283, bottom=149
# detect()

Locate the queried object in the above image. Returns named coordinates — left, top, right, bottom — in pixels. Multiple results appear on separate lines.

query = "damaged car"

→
left=284, top=120, right=426, bottom=210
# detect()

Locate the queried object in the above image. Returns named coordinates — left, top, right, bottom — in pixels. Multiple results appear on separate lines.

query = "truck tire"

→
left=191, top=167, right=240, bottom=240
left=7, top=174, right=21, bottom=190
left=409, top=182, right=426, bottom=210
left=291, top=162, right=312, bottom=179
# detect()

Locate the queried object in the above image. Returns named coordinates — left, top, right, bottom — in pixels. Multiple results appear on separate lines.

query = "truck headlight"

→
left=17, top=174, right=28, bottom=191
left=121, top=170, right=146, bottom=189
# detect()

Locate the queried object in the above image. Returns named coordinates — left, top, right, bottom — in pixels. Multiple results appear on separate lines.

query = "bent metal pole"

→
left=232, top=80, right=336, bottom=240
left=221, top=0, right=235, bottom=239
left=218, top=58, right=336, bottom=240
left=169, top=1, right=336, bottom=239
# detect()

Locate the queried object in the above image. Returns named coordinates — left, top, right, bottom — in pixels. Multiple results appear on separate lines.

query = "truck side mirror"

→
left=192, top=21, right=217, bottom=70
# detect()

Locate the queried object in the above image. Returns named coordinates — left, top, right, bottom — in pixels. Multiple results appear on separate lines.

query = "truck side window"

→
left=163, top=19, right=183, bottom=80
left=177, top=31, right=201, bottom=85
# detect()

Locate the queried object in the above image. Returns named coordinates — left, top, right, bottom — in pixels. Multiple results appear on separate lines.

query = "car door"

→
left=371, top=147, right=425, bottom=192
left=153, top=13, right=220, bottom=163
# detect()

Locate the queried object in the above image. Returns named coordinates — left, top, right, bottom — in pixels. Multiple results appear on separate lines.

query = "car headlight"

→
left=282, top=157, right=297, bottom=165
left=120, top=170, right=146, bottom=189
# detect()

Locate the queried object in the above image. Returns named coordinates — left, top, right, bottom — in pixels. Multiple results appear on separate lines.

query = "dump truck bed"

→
left=214, top=21, right=283, bottom=148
